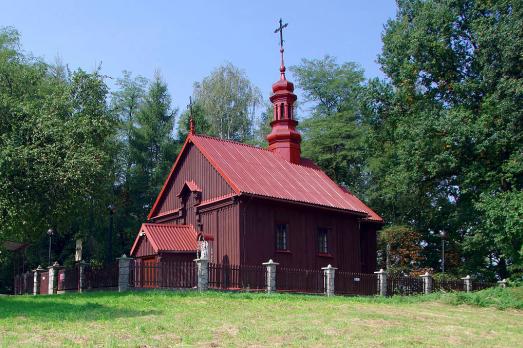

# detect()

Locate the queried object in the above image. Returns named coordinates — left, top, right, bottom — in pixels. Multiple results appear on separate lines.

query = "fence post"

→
left=497, top=279, right=508, bottom=288
left=47, top=261, right=61, bottom=295
left=420, top=272, right=433, bottom=294
left=262, top=259, right=279, bottom=293
left=322, top=264, right=337, bottom=296
left=33, top=265, right=44, bottom=295
left=461, top=275, right=471, bottom=292
left=117, top=254, right=132, bottom=292
left=194, top=258, right=209, bottom=291
left=374, top=269, right=387, bottom=296
left=78, top=260, right=88, bottom=292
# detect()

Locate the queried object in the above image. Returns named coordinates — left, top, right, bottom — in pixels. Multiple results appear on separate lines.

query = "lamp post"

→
left=439, top=230, right=447, bottom=273
left=106, top=204, right=116, bottom=264
left=47, top=228, right=54, bottom=266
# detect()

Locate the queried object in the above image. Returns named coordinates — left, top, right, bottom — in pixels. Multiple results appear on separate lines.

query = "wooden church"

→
left=130, top=24, right=383, bottom=273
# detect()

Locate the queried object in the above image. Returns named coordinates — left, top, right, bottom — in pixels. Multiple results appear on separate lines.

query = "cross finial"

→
left=274, top=18, right=288, bottom=80
left=188, top=96, right=195, bottom=135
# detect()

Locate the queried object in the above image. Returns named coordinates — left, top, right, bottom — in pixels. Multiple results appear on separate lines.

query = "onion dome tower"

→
left=266, top=19, right=301, bottom=164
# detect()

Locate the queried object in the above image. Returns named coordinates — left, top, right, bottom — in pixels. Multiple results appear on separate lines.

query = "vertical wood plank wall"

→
left=156, top=144, right=233, bottom=216
left=240, top=198, right=375, bottom=272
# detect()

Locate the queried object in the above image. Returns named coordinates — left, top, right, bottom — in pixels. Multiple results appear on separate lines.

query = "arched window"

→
left=280, top=103, right=285, bottom=119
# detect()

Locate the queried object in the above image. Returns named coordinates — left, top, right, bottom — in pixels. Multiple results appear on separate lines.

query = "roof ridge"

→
left=192, top=133, right=325, bottom=171
left=192, top=133, right=271, bottom=152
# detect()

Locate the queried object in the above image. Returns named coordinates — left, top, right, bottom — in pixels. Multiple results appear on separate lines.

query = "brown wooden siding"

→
left=199, top=203, right=241, bottom=265
left=240, top=198, right=366, bottom=272
left=133, top=235, right=155, bottom=258
left=360, top=223, right=378, bottom=273
left=158, top=253, right=196, bottom=263
left=155, top=144, right=233, bottom=217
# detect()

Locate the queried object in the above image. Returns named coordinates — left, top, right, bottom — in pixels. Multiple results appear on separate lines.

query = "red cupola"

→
left=267, top=19, right=301, bottom=164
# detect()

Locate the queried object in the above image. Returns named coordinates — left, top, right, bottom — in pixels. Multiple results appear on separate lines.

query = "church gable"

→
left=149, top=141, right=234, bottom=219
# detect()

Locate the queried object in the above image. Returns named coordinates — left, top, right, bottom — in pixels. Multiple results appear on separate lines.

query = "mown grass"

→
left=0, top=287, right=522, bottom=347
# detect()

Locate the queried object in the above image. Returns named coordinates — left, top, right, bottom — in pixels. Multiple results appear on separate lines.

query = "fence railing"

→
left=335, top=271, right=377, bottom=296
left=15, top=258, right=500, bottom=297
left=130, top=260, right=197, bottom=289
left=387, top=275, right=424, bottom=296
left=13, top=272, right=33, bottom=295
left=57, top=266, right=80, bottom=292
left=433, top=279, right=464, bottom=292
left=276, top=267, right=324, bottom=294
left=209, top=263, right=265, bottom=291
left=84, top=262, right=119, bottom=290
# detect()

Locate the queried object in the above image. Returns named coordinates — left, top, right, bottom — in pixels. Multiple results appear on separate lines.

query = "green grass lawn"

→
left=0, top=287, right=522, bottom=347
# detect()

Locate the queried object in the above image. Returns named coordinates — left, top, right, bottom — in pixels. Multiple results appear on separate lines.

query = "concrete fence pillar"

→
left=420, top=272, right=433, bottom=294
left=117, top=254, right=133, bottom=292
left=322, top=264, right=337, bottom=296
left=194, top=258, right=209, bottom=292
left=497, top=279, right=508, bottom=288
left=262, top=259, right=279, bottom=293
left=462, top=275, right=472, bottom=292
left=33, top=265, right=44, bottom=295
left=374, top=269, right=388, bottom=296
left=78, top=261, right=88, bottom=292
left=47, top=261, right=61, bottom=295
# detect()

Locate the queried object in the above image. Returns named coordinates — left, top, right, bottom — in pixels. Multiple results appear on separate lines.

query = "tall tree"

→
left=0, top=27, right=116, bottom=280
left=291, top=56, right=368, bottom=194
left=130, top=72, right=178, bottom=219
left=110, top=71, right=148, bottom=253
left=193, top=63, right=262, bottom=142
left=372, top=0, right=523, bottom=278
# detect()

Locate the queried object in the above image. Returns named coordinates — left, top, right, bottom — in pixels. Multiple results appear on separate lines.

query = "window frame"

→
left=275, top=223, right=289, bottom=252
left=317, top=227, right=330, bottom=255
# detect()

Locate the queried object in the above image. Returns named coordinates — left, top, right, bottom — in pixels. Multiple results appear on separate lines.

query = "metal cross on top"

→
left=274, top=18, right=288, bottom=49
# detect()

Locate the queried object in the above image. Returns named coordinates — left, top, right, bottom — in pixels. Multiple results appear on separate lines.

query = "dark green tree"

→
left=0, top=27, right=116, bottom=284
left=130, top=72, right=178, bottom=222
left=291, top=56, right=368, bottom=194
left=372, top=0, right=523, bottom=278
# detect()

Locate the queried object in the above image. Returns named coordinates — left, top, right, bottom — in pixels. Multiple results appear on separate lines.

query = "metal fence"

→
left=130, top=260, right=197, bottom=289
left=209, top=263, right=266, bottom=291
left=276, top=267, right=324, bottom=294
left=13, top=272, right=33, bottom=295
left=433, top=279, right=464, bottom=292
left=14, top=261, right=500, bottom=296
left=472, top=280, right=496, bottom=291
left=387, top=275, right=424, bottom=295
left=335, top=271, right=377, bottom=296
left=84, top=262, right=119, bottom=290
left=57, top=266, right=80, bottom=292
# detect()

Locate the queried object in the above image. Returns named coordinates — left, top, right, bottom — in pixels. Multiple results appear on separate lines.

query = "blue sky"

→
left=1, top=0, right=397, bottom=113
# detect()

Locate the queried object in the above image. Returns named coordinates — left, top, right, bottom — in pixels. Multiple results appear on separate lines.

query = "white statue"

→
left=75, top=239, right=83, bottom=262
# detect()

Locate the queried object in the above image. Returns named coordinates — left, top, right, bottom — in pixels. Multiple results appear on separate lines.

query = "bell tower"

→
left=267, top=19, right=301, bottom=164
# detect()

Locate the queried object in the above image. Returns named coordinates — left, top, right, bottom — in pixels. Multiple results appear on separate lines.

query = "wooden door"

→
left=142, top=257, right=158, bottom=288
left=40, top=271, right=49, bottom=294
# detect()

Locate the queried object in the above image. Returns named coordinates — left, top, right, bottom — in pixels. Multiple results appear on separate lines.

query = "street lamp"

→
left=439, top=230, right=448, bottom=273
left=106, top=204, right=116, bottom=264
left=47, top=228, right=54, bottom=265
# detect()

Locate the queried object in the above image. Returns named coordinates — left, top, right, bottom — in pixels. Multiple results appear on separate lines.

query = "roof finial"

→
left=274, top=18, right=288, bottom=80
left=188, top=96, right=195, bottom=135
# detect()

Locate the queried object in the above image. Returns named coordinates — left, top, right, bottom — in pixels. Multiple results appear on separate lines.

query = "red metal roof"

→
left=148, top=134, right=383, bottom=222
left=130, top=223, right=198, bottom=255
left=193, top=134, right=382, bottom=221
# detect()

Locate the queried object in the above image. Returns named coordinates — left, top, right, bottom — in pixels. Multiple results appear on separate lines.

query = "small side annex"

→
left=129, top=224, right=199, bottom=264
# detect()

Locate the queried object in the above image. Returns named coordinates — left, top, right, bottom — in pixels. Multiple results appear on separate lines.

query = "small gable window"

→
left=318, top=228, right=329, bottom=254
left=275, top=224, right=288, bottom=251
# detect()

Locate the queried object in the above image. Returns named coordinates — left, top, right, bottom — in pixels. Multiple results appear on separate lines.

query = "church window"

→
left=280, top=103, right=285, bottom=119
left=318, top=228, right=329, bottom=254
left=275, top=223, right=288, bottom=251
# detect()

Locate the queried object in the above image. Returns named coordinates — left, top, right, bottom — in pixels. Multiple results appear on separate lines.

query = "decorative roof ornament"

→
left=274, top=18, right=288, bottom=80
left=188, top=96, right=195, bottom=135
